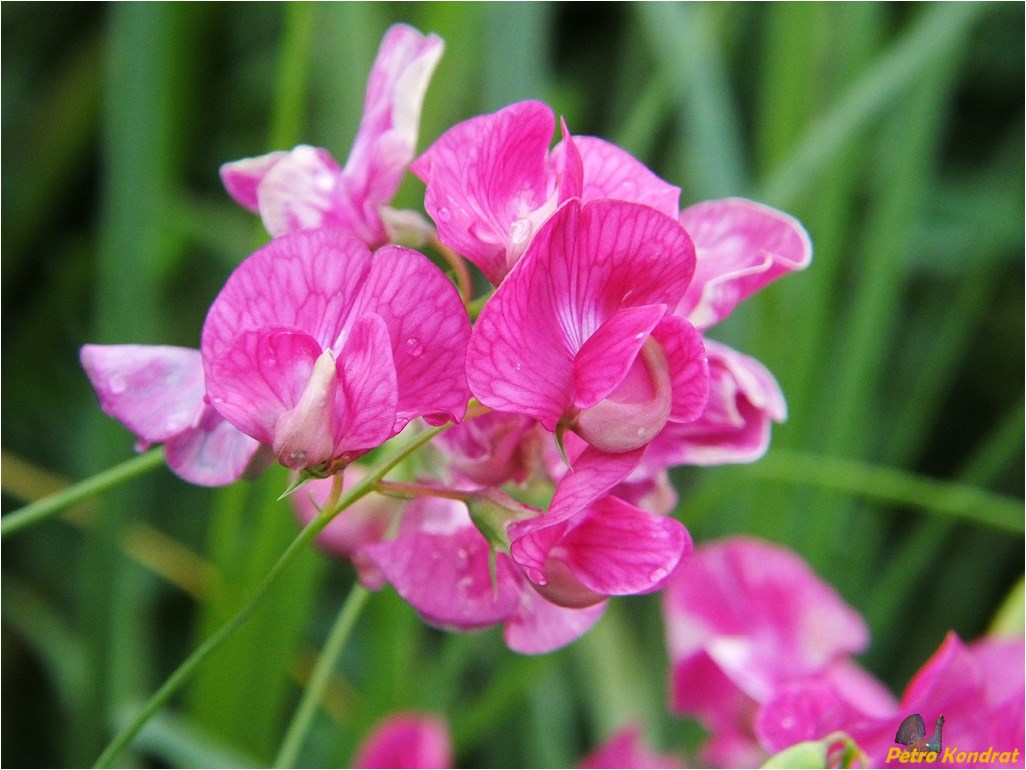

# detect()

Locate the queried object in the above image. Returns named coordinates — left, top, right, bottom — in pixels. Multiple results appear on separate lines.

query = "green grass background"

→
left=2, top=3, right=1023, bottom=767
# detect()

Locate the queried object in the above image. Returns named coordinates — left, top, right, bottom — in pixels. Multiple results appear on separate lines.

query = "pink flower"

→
left=432, top=411, right=546, bottom=489
left=652, top=198, right=810, bottom=466
left=466, top=198, right=708, bottom=456
left=359, top=493, right=605, bottom=655
left=200, top=228, right=471, bottom=474
left=757, top=633, right=1026, bottom=768
left=579, top=724, right=684, bottom=769
left=412, top=101, right=680, bottom=285
left=351, top=712, right=452, bottom=769
left=80, top=344, right=262, bottom=486
left=663, top=537, right=871, bottom=766
left=221, top=24, right=443, bottom=246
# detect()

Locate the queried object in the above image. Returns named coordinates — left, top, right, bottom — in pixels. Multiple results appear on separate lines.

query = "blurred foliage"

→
left=2, top=3, right=1023, bottom=768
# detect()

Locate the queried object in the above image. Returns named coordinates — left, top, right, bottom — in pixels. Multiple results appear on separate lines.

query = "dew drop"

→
left=513, top=361, right=522, bottom=372
left=648, top=567, right=668, bottom=583
left=437, top=207, right=451, bottom=223
left=404, top=337, right=424, bottom=357
left=109, top=375, right=127, bottom=394
left=457, top=575, right=474, bottom=592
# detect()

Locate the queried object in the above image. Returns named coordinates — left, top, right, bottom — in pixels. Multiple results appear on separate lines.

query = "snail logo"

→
left=895, top=713, right=945, bottom=754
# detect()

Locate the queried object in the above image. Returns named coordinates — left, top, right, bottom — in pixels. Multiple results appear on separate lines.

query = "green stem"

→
left=375, top=479, right=473, bottom=502
left=1, top=448, right=164, bottom=539
left=92, top=425, right=448, bottom=768
left=273, top=583, right=371, bottom=768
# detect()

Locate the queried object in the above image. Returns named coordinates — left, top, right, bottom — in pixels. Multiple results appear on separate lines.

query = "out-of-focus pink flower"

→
left=757, top=633, right=1026, bottom=768
left=291, top=469, right=403, bottom=589
left=200, top=228, right=470, bottom=475
left=351, top=712, right=452, bottom=769
left=222, top=24, right=443, bottom=246
left=663, top=537, right=870, bottom=766
left=579, top=724, right=684, bottom=769
left=467, top=198, right=708, bottom=456
left=80, top=344, right=262, bottom=486
left=412, top=101, right=680, bottom=285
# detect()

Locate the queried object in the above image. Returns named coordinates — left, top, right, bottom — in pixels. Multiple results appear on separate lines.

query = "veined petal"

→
left=556, top=497, right=691, bottom=596
left=255, top=145, right=362, bottom=239
left=650, top=315, right=709, bottom=423
left=201, top=229, right=375, bottom=365
left=503, top=588, right=606, bottom=655
left=80, top=344, right=207, bottom=444
left=572, top=304, right=666, bottom=409
left=207, top=326, right=324, bottom=448
left=678, top=198, right=812, bottom=329
left=413, top=101, right=557, bottom=285
left=330, top=313, right=399, bottom=453
left=646, top=340, right=784, bottom=468
left=508, top=445, right=645, bottom=585
left=571, top=135, right=680, bottom=218
left=353, top=244, right=472, bottom=427
left=342, top=25, right=444, bottom=218
left=466, top=199, right=695, bottom=428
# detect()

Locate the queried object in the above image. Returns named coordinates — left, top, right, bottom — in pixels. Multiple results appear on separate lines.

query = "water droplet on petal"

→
left=109, top=375, right=126, bottom=394
left=437, top=207, right=451, bottom=223
left=648, top=567, right=668, bottom=584
left=405, top=337, right=423, bottom=357
left=457, top=575, right=474, bottom=592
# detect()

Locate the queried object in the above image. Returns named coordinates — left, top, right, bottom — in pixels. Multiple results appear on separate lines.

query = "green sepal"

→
left=761, top=733, right=866, bottom=769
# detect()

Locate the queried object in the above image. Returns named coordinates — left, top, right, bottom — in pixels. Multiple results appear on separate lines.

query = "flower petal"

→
left=361, top=501, right=522, bottom=630
left=466, top=199, right=695, bottom=429
left=164, top=404, right=263, bottom=487
left=353, top=244, right=472, bottom=427
left=413, top=101, right=557, bottom=285
left=80, top=344, right=206, bottom=444
left=651, top=315, right=709, bottom=423
left=503, top=588, right=606, bottom=655
left=219, top=150, right=289, bottom=212
left=352, top=713, right=452, bottom=770
left=678, top=197, right=812, bottom=329
left=572, top=135, right=680, bottom=218
left=556, top=497, right=691, bottom=596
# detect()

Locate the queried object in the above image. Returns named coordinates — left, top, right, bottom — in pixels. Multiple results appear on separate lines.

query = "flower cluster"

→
left=81, top=24, right=810, bottom=655
left=662, top=538, right=1026, bottom=767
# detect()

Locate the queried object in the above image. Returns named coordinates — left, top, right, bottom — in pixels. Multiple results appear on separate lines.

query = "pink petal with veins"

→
left=467, top=199, right=695, bottom=431
left=678, top=198, right=812, bottom=330
left=413, top=100, right=558, bottom=285
left=569, top=135, right=681, bottom=218
left=219, top=151, right=288, bottom=212
left=164, top=404, right=262, bottom=487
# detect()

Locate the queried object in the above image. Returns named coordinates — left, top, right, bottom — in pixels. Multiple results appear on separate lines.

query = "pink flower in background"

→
left=351, top=712, right=452, bottom=769
left=466, top=198, right=708, bottom=456
left=412, top=101, right=681, bottom=285
left=200, top=228, right=470, bottom=474
left=80, top=344, right=262, bottom=486
left=663, top=537, right=873, bottom=767
left=579, top=724, right=684, bottom=769
left=222, top=24, right=443, bottom=246
left=757, top=633, right=1026, bottom=768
